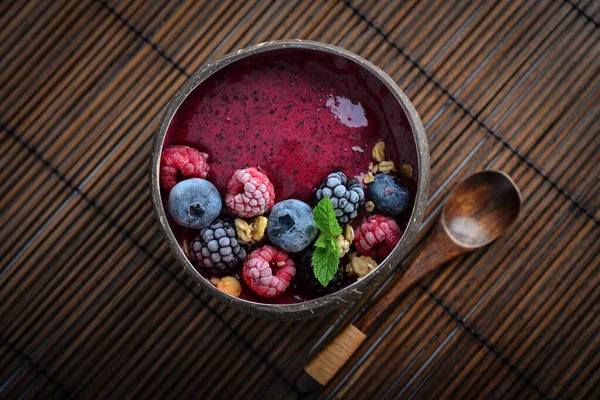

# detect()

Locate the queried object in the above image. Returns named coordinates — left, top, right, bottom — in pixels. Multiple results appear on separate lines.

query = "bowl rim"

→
left=150, top=39, right=430, bottom=320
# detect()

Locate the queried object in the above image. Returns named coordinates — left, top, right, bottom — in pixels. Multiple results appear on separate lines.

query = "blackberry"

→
left=192, top=219, right=247, bottom=273
left=292, top=247, right=344, bottom=294
left=316, top=172, right=364, bottom=224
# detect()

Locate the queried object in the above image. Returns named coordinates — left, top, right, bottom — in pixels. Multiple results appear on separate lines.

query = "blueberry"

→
left=168, top=178, right=222, bottom=229
left=267, top=199, right=318, bottom=253
left=368, top=174, right=410, bottom=216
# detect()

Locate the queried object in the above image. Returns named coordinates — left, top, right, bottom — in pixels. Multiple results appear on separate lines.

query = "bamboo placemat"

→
left=1, top=0, right=599, bottom=398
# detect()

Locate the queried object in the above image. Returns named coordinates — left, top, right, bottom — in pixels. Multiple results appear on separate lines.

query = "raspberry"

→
left=225, top=168, right=275, bottom=218
left=354, top=214, right=402, bottom=258
left=160, top=145, right=209, bottom=191
left=242, top=245, right=295, bottom=297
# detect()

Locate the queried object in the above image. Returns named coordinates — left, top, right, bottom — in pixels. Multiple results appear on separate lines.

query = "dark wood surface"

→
left=1, top=0, right=599, bottom=399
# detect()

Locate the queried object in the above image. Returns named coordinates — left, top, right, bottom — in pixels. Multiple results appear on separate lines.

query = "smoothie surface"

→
left=163, top=49, right=418, bottom=303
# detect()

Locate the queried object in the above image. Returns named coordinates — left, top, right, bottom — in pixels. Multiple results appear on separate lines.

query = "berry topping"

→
left=368, top=174, right=410, bottom=215
left=215, top=276, right=242, bottom=297
left=191, top=219, right=247, bottom=273
left=168, top=178, right=222, bottom=229
left=160, top=145, right=209, bottom=191
left=354, top=214, right=402, bottom=258
left=225, top=168, right=275, bottom=218
left=242, top=245, right=295, bottom=297
left=266, top=199, right=318, bottom=253
left=316, top=172, right=364, bottom=224
left=292, top=247, right=344, bottom=294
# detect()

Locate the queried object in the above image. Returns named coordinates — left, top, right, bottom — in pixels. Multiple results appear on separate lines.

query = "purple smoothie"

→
left=162, top=49, right=418, bottom=304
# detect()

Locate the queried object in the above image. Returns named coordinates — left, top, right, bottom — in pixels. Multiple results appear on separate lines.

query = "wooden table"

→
left=1, top=1, right=599, bottom=398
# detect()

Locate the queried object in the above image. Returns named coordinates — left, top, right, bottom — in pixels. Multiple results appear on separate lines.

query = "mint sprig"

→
left=311, top=198, right=341, bottom=286
left=312, top=197, right=342, bottom=237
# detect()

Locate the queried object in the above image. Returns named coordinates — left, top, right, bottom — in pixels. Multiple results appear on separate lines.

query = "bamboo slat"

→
left=0, top=0, right=598, bottom=398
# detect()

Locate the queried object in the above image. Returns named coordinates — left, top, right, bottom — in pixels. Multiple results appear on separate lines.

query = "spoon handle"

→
left=358, top=222, right=465, bottom=329
left=297, top=221, right=465, bottom=393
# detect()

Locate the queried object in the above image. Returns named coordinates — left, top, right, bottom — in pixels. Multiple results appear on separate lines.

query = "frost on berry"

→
left=160, top=145, right=209, bottom=191
left=226, top=168, right=275, bottom=218
left=315, top=172, right=364, bottom=224
left=354, top=215, right=402, bottom=258
left=192, top=220, right=246, bottom=272
left=242, top=245, right=295, bottom=297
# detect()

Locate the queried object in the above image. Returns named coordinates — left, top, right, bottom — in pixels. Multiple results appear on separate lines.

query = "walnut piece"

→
left=398, top=163, right=414, bottom=178
left=378, top=160, right=395, bottom=174
left=235, top=216, right=268, bottom=244
left=337, top=235, right=350, bottom=258
left=372, top=141, right=386, bottom=163
left=216, top=276, right=242, bottom=297
left=235, top=219, right=251, bottom=243
left=252, top=216, right=268, bottom=241
left=336, top=225, right=355, bottom=258
left=368, top=162, right=379, bottom=174
left=345, top=253, right=378, bottom=279
left=343, top=224, right=355, bottom=243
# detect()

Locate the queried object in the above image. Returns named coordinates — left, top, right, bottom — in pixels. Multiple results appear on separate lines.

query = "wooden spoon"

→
left=298, top=170, right=522, bottom=393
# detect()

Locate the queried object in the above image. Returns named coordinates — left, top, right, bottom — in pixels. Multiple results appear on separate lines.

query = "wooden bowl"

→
left=150, top=40, right=429, bottom=320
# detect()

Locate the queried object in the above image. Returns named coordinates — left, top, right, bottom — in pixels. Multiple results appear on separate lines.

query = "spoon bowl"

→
left=442, top=170, right=522, bottom=249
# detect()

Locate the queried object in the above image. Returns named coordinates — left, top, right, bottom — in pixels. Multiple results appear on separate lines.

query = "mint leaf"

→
left=314, top=235, right=329, bottom=248
left=312, top=241, right=340, bottom=287
left=312, top=198, right=343, bottom=286
left=313, top=197, right=342, bottom=237
left=315, top=235, right=337, bottom=250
